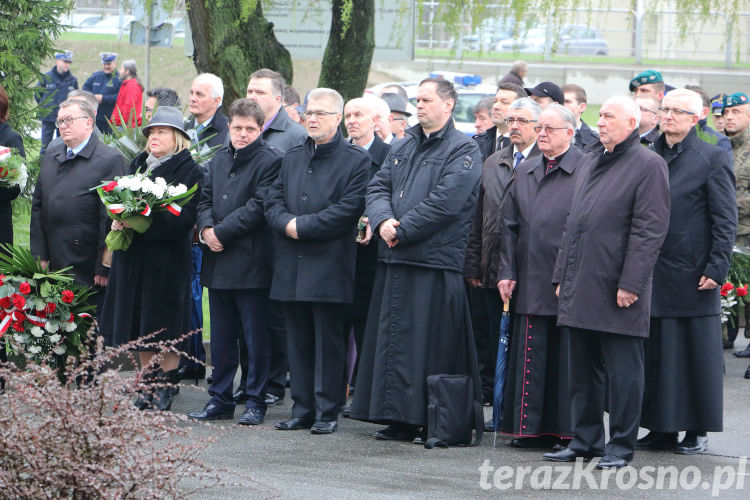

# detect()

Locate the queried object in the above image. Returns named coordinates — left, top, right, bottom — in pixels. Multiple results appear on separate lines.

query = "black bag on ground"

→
left=424, top=374, right=483, bottom=448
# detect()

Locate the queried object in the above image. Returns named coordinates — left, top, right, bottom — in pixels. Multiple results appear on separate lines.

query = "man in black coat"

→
left=499, top=61, right=527, bottom=88
left=185, top=73, right=229, bottom=156
left=36, top=50, right=78, bottom=154
left=545, top=96, right=670, bottom=468
left=243, top=68, right=308, bottom=407
left=562, top=83, right=599, bottom=149
left=350, top=78, right=483, bottom=442
left=637, top=89, right=737, bottom=455
left=473, top=83, right=526, bottom=161
left=265, top=88, right=370, bottom=434
left=342, top=97, right=390, bottom=399
left=465, top=97, right=541, bottom=408
left=187, top=99, right=283, bottom=424
left=31, top=98, right=127, bottom=314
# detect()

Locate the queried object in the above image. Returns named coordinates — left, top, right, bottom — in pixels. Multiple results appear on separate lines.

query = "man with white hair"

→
left=185, top=73, right=228, bottom=154
left=545, top=95, right=670, bottom=468
left=637, top=89, right=736, bottom=455
left=367, top=95, right=395, bottom=144
left=265, top=88, right=370, bottom=435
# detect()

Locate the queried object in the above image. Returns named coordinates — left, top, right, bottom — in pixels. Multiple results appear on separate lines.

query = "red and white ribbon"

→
left=140, top=204, right=152, bottom=217
left=107, top=204, right=126, bottom=214
left=162, top=202, right=182, bottom=216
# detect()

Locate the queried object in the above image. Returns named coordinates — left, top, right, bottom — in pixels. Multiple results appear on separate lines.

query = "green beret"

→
left=629, top=70, right=663, bottom=91
left=723, top=92, right=749, bottom=109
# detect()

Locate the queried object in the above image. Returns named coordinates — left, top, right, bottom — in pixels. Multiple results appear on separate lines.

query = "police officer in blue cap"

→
left=35, top=50, right=78, bottom=154
left=83, top=52, right=121, bottom=134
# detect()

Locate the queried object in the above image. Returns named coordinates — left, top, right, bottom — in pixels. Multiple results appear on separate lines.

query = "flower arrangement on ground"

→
left=92, top=170, right=198, bottom=251
left=0, top=146, right=28, bottom=189
left=0, top=245, right=94, bottom=371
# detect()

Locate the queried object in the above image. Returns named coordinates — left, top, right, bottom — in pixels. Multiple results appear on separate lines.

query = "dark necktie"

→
left=66, top=149, right=75, bottom=160
left=513, top=151, right=524, bottom=169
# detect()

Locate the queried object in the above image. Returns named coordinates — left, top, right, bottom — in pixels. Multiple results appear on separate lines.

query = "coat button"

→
left=526, top=359, right=530, bottom=362
left=524, top=414, right=527, bottom=418
left=302, top=194, right=308, bottom=200
left=307, top=167, right=313, bottom=174
left=527, top=347, right=531, bottom=351
left=222, top=194, right=228, bottom=199
left=525, top=381, right=529, bottom=385
left=522, top=425, right=526, bottom=429
left=229, top=172, right=235, bottom=177
left=297, top=254, right=303, bottom=258
left=525, top=392, right=529, bottom=396
left=524, top=403, right=528, bottom=407
left=526, top=370, right=530, bottom=374
left=528, top=336, right=532, bottom=339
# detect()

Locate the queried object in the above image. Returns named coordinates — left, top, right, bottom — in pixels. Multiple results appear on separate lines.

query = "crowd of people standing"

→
left=3, top=51, right=747, bottom=469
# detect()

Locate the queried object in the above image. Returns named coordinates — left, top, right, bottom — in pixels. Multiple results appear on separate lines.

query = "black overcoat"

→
left=100, top=149, right=203, bottom=346
left=30, top=133, right=127, bottom=285
left=552, top=131, right=670, bottom=337
left=265, top=131, right=370, bottom=303
left=0, top=122, right=24, bottom=247
left=464, top=143, right=540, bottom=287
left=185, top=108, right=229, bottom=152
left=473, top=125, right=498, bottom=161
left=367, top=120, right=483, bottom=272
left=650, top=128, right=737, bottom=317
left=575, top=121, right=599, bottom=149
left=499, top=147, right=586, bottom=315
left=197, top=138, right=282, bottom=289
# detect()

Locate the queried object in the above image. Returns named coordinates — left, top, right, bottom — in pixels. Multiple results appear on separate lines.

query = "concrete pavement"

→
left=172, top=340, right=750, bottom=499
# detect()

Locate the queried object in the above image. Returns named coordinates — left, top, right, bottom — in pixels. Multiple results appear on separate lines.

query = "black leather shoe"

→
left=233, top=390, right=249, bottom=404
left=310, top=420, right=338, bottom=434
left=510, top=436, right=559, bottom=449
left=238, top=407, right=266, bottom=425
left=636, top=431, right=679, bottom=450
left=187, top=403, right=235, bottom=421
left=675, top=434, right=708, bottom=455
left=484, top=419, right=495, bottom=432
left=745, top=365, right=750, bottom=379
left=723, top=339, right=734, bottom=350
left=373, top=425, right=418, bottom=441
left=543, top=447, right=593, bottom=462
left=734, top=345, right=750, bottom=358
left=265, top=393, right=283, bottom=405
left=596, top=455, right=628, bottom=469
left=341, top=405, right=351, bottom=418
left=275, top=416, right=314, bottom=430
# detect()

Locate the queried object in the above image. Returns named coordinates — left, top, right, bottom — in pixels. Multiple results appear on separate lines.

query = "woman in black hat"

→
left=100, top=106, right=203, bottom=411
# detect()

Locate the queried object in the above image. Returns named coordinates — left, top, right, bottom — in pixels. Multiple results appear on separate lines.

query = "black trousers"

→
left=566, top=327, right=645, bottom=461
left=208, top=288, right=271, bottom=409
left=240, top=299, right=287, bottom=398
left=284, top=301, right=346, bottom=422
left=474, top=287, right=502, bottom=402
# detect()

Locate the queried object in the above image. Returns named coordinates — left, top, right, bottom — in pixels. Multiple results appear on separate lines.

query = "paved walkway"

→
left=173, top=340, right=750, bottom=499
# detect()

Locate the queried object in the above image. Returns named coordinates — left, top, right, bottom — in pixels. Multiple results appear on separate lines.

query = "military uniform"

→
left=82, top=70, right=121, bottom=133
left=730, top=126, right=750, bottom=247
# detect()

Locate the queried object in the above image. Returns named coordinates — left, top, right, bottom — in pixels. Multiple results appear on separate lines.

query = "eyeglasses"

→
left=55, top=116, right=88, bottom=128
left=504, top=117, right=538, bottom=125
left=533, top=125, right=569, bottom=134
left=639, top=107, right=658, bottom=115
left=303, top=110, right=339, bottom=119
left=658, top=107, right=695, bottom=117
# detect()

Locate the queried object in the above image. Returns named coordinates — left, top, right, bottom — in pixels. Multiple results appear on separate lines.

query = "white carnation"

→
left=155, top=177, right=168, bottom=188
left=150, top=184, right=166, bottom=198
left=63, top=321, right=77, bottom=332
left=167, top=184, right=188, bottom=197
left=44, top=321, right=59, bottom=333
left=28, top=345, right=41, bottom=354
left=30, top=326, right=44, bottom=338
left=13, top=333, right=25, bottom=343
left=53, top=346, right=67, bottom=355
left=140, top=178, right=156, bottom=195
left=49, top=333, right=61, bottom=343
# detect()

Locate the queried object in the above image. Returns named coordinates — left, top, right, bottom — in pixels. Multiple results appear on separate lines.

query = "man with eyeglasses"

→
left=351, top=77, right=483, bottom=443
left=637, top=89, right=736, bottom=456
left=722, top=92, right=750, bottom=365
left=497, top=104, right=586, bottom=449
left=465, top=97, right=541, bottom=415
left=31, top=98, right=127, bottom=316
left=265, top=88, right=370, bottom=435
left=545, top=95, right=670, bottom=469
left=380, top=92, right=411, bottom=141
left=636, top=95, right=661, bottom=147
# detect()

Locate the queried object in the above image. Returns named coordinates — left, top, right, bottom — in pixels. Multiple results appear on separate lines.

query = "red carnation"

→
left=737, top=285, right=748, bottom=297
left=0, top=274, right=4, bottom=286
left=69, top=313, right=75, bottom=322
left=12, top=321, right=24, bottom=332
left=61, top=290, right=74, bottom=304
left=102, top=180, right=119, bottom=192
left=35, top=309, right=47, bottom=318
left=12, top=294, right=25, bottom=309
left=720, top=282, right=734, bottom=296
left=0, top=297, right=11, bottom=309
left=45, top=302, right=56, bottom=314
left=19, top=281, right=31, bottom=295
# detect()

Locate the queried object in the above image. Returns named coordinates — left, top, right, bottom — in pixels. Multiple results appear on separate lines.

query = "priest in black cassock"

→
left=497, top=104, right=587, bottom=448
left=350, top=78, right=483, bottom=442
left=637, top=89, right=736, bottom=455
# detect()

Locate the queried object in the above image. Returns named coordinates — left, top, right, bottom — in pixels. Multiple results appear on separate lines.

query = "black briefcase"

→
left=424, top=374, right=483, bottom=448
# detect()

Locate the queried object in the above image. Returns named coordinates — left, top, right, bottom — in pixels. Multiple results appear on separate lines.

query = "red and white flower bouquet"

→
left=0, top=146, right=28, bottom=189
left=92, top=170, right=198, bottom=251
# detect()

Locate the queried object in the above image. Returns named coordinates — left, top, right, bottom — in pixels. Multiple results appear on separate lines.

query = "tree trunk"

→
left=187, top=0, right=293, bottom=106
left=318, top=0, right=375, bottom=103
